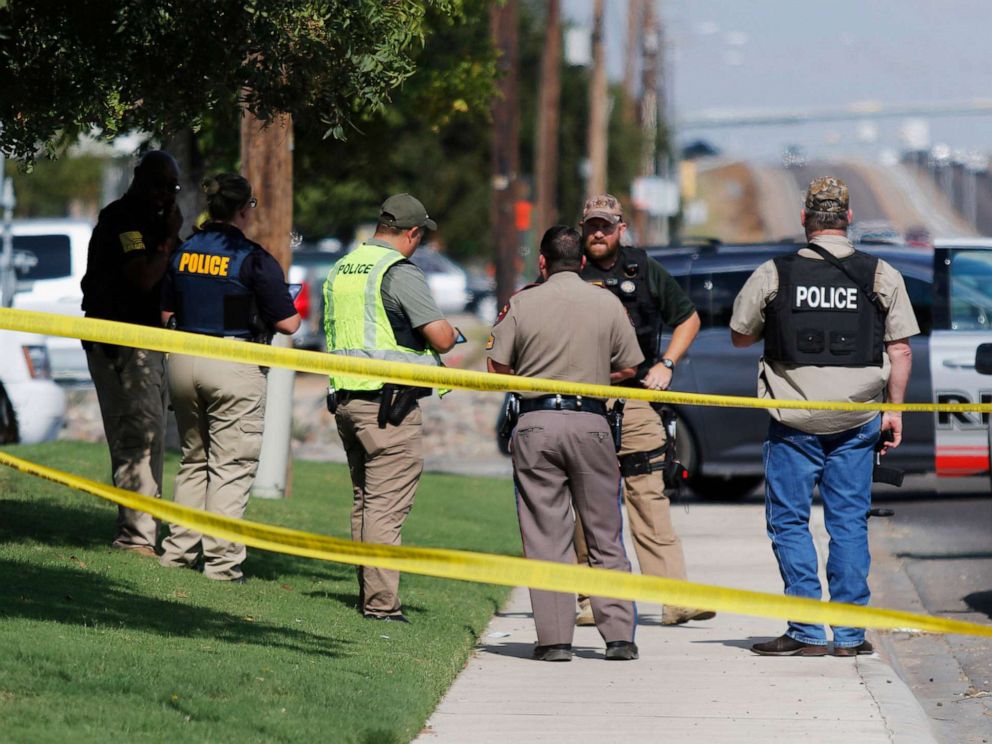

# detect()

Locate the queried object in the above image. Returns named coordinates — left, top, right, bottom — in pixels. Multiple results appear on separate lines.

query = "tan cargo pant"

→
left=86, top=344, right=167, bottom=550
left=335, top=397, right=424, bottom=617
left=574, top=398, right=687, bottom=581
left=159, top=355, right=266, bottom=581
left=513, top=409, right=636, bottom=646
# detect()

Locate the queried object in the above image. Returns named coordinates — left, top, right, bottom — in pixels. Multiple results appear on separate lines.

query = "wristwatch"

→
left=660, top=358, right=675, bottom=370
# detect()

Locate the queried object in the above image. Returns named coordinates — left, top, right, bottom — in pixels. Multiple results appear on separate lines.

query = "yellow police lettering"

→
left=179, top=253, right=231, bottom=276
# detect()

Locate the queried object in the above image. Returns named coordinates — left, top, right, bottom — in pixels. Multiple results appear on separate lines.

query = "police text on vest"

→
left=794, top=285, right=858, bottom=310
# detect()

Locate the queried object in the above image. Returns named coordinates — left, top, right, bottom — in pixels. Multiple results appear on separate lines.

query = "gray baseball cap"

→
left=379, top=193, right=437, bottom=230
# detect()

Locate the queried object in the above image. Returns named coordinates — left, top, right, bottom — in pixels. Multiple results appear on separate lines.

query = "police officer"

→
left=575, top=194, right=713, bottom=627
left=730, top=177, right=918, bottom=656
left=158, top=174, right=300, bottom=582
left=81, top=150, right=183, bottom=557
left=325, top=193, right=457, bottom=622
left=488, top=226, right=643, bottom=662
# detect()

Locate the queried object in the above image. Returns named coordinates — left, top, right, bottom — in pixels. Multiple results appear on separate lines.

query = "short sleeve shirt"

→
left=729, top=234, right=921, bottom=434
left=81, top=193, right=172, bottom=326
left=160, top=224, right=297, bottom=327
left=646, top=255, right=696, bottom=327
left=488, top=271, right=644, bottom=397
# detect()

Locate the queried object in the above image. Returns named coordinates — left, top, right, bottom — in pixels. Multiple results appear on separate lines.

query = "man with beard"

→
left=575, top=194, right=713, bottom=627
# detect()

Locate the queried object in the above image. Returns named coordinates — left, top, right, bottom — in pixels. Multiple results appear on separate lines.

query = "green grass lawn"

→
left=0, top=442, right=520, bottom=744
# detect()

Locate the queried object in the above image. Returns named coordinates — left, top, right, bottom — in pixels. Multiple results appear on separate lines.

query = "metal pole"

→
left=0, top=153, right=16, bottom=309
left=252, top=333, right=295, bottom=499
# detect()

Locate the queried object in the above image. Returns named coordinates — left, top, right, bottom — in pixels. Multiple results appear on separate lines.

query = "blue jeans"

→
left=763, top=416, right=880, bottom=647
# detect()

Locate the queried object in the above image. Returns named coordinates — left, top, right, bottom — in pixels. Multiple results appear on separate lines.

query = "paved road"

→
left=869, top=480, right=992, bottom=744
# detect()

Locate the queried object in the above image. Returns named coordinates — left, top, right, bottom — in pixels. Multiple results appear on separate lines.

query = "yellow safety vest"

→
left=323, top=242, right=443, bottom=393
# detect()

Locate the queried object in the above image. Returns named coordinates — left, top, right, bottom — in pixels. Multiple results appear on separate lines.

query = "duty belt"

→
left=518, top=394, right=607, bottom=417
left=336, top=390, right=383, bottom=404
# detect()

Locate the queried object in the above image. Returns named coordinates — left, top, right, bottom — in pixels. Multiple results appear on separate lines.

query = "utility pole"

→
left=623, top=0, right=643, bottom=124
left=490, top=0, right=520, bottom=309
left=639, top=2, right=665, bottom=243
left=585, top=0, right=608, bottom=198
left=241, top=111, right=295, bottom=499
left=534, top=0, right=561, bottom=245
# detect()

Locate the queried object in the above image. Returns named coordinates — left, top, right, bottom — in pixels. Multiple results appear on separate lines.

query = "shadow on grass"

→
left=0, top=498, right=113, bottom=548
left=0, top=558, right=350, bottom=659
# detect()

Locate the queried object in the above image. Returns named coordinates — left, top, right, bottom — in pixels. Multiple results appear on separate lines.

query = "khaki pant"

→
left=86, top=344, right=167, bottom=550
left=159, top=355, right=266, bottom=580
left=574, top=398, right=687, bottom=581
left=513, top=409, right=635, bottom=646
left=335, top=398, right=424, bottom=616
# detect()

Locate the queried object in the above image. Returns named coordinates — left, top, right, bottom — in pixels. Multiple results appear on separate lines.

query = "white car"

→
left=0, top=329, right=66, bottom=443
left=408, top=247, right=471, bottom=315
left=9, top=218, right=92, bottom=380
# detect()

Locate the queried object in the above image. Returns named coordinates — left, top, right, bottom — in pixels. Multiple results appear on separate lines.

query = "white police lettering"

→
left=794, top=285, right=858, bottom=310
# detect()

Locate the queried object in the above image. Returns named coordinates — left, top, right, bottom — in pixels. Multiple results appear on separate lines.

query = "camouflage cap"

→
left=581, top=194, right=624, bottom=224
left=804, top=176, right=849, bottom=214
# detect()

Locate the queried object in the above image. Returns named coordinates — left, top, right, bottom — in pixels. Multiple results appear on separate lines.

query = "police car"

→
left=647, top=238, right=992, bottom=498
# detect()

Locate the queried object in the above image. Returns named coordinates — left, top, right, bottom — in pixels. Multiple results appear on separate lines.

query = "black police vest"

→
left=764, top=250, right=886, bottom=367
left=170, top=226, right=258, bottom=338
left=581, top=246, right=661, bottom=383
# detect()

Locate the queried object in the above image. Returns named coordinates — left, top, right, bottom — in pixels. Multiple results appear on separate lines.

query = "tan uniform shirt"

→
left=729, top=235, right=921, bottom=434
left=488, top=271, right=644, bottom=396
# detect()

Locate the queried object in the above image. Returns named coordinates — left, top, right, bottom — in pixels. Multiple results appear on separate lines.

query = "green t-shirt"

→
left=646, top=255, right=696, bottom=327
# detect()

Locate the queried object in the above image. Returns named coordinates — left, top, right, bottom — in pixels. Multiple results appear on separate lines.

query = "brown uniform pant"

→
left=86, top=344, right=167, bottom=550
left=335, top=398, right=424, bottom=617
left=159, top=355, right=266, bottom=581
left=574, top=398, right=687, bottom=581
left=512, top=409, right=635, bottom=646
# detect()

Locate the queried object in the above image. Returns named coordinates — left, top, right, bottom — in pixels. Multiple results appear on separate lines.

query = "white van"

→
left=10, top=218, right=92, bottom=380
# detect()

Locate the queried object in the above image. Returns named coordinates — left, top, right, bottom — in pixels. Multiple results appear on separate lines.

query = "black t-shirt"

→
left=160, top=223, right=298, bottom=328
left=80, top=193, right=171, bottom=327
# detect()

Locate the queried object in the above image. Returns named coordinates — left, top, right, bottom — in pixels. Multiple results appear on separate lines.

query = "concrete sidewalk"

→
left=416, top=503, right=936, bottom=744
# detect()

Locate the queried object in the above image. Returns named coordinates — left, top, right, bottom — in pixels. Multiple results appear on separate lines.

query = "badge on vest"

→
left=620, top=280, right=636, bottom=294
left=793, top=285, right=858, bottom=311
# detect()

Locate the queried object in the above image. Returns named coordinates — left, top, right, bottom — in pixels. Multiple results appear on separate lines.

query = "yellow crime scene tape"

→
left=2, top=307, right=992, bottom=414
left=1, top=307, right=991, bottom=639
left=2, top=449, right=991, bottom=639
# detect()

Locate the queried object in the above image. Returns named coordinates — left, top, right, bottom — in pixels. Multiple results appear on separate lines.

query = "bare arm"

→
left=731, top=329, right=762, bottom=348
left=274, top=313, right=302, bottom=335
left=161, top=310, right=174, bottom=327
left=642, top=311, right=701, bottom=390
left=611, top=367, right=637, bottom=383
left=488, top=358, right=513, bottom=375
left=420, top=319, right=458, bottom=353
left=123, top=205, right=183, bottom=292
left=880, top=338, right=912, bottom=454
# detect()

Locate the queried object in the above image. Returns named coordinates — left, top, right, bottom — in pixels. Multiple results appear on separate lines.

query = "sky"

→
left=563, top=0, right=992, bottom=163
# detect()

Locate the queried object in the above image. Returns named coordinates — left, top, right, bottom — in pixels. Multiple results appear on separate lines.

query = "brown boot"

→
left=661, top=606, right=717, bottom=626
left=575, top=597, right=595, bottom=626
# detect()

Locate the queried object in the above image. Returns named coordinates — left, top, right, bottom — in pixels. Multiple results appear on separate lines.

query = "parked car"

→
left=644, top=238, right=992, bottom=498
left=408, top=247, right=470, bottom=315
left=0, top=329, right=66, bottom=443
left=288, top=246, right=341, bottom=351
left=9, top=218, right=93, bottom=380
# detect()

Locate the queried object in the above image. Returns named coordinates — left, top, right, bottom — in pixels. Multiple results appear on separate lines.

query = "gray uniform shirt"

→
left=488, top=270, right=644, bottom=397
left=364, top=239, right=444, bottom=329
left=729, top=235, right=920, bottom=434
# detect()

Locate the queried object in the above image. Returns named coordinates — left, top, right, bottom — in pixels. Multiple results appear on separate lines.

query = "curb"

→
left=858, top=645, right=939, bottom=744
